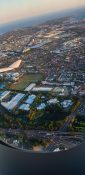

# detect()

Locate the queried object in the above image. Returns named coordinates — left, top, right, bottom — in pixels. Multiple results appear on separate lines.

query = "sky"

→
left=0, top=0, right=85, bottom=24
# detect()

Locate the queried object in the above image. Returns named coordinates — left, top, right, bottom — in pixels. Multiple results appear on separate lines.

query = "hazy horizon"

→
left=0, top=0, right=85, bottom=25
left=0, top=6, right=85, bottom=35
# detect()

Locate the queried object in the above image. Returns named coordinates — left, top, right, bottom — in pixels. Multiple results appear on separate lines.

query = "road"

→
left=0, top=127, right=85, bottom=152
left=59, top=101, right=81, bottom=132
left=0, top=99, right=84, bottom=152
left=59, top=111, right=77, bottom=132
left=45, top=101, right=82, bottom=152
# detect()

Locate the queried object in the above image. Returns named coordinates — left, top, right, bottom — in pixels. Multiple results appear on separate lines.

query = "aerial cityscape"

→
left=0, top=1, right=85, bottom=153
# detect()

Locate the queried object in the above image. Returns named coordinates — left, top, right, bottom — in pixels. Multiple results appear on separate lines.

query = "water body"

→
left=0, top=7, right=85, bottom=35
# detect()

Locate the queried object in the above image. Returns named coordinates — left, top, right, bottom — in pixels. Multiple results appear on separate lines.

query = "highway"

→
left=0, top=127, right=85, bottom=152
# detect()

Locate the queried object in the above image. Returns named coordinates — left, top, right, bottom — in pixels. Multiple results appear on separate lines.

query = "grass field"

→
left=10, top=73, right=42, bottom=91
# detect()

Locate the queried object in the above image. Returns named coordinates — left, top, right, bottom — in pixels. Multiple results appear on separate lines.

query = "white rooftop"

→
left=37, top=103, right=46, bottom=110
left=19, top=104, right=30, bottom=111
left=61, top=100, right=73, bottom=108
left=0, top=91, right=10, bottom=101
left=48, top=98, right=59, bottom=104
left=25, top=95, right=36, bottom=105
left=1, top=93, right=25, bottom=110
left=32, top=87, right=53, bottom=92
left=25, top=83, right=36, bottom=91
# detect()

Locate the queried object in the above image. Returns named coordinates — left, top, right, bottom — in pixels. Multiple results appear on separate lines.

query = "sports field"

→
left=11, top=73, right=42, bottom=90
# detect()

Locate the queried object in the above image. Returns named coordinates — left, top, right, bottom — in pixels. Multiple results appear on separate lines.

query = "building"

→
left=53, top=87, right=64, bottom=93
left=6, top=72, right=20, bottom=81
left=0, top=91, right=10, bottom=101
left=32, top=87, right=53, bottom=92
left=1, top=93, right=25, bottom=110
left=37, top=103, right=46, bottom=110
left=0, top=84, right=5, bottom=90
left=25, top=83, right=36, bottom=91
left=61, top=100, right=73, bottom=109
left=19, top=104, right=30, bottom=111
left=25, top=95, right=36, bottom=105
left=47, top=98, right=59, bottom=105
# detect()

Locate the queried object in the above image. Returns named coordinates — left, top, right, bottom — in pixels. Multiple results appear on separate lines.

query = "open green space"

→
left=71, top=115, right=85, bottom=132
left=10, top=73, right=42, bottom=91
